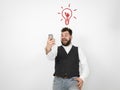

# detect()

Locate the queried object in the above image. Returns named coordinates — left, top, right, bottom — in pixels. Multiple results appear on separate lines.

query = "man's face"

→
left=61, top=31, right=72, bottom=46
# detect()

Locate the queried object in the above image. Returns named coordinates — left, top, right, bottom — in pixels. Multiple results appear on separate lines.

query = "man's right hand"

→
left=45, top=38, right=55, bottom=55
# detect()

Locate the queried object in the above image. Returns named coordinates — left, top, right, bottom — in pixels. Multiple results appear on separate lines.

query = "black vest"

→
left=54, top=45, right=80, bottom=78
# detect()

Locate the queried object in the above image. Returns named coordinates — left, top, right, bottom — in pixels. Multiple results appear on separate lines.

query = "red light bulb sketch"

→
left=62, top=8, right=72, bottom=25
left=58, top=4, right=77, bottom=25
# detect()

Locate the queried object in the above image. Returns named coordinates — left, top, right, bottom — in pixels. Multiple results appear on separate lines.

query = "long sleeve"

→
left=78, top=48, right=90, bottom=81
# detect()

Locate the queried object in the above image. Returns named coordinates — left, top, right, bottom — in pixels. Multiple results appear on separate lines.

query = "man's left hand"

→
left=74, top=77, right=83, bottom=90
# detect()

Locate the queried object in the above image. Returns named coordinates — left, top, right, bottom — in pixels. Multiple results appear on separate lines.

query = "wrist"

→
left=45, top=46, right=51, bottom=54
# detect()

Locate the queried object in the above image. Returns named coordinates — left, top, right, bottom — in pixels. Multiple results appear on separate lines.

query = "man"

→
left=45, top=27, right=89, bottom=90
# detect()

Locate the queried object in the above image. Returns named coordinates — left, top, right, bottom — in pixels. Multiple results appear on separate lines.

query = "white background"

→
left=0, top=0, right=120, bottom=90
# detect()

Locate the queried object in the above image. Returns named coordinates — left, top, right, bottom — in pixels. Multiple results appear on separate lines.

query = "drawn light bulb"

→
left=58, top=4, right=77, bottom=25
left=62, top=8, right=72, bottom=25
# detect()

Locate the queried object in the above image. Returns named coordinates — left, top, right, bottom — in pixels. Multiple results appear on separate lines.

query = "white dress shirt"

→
left=46, top=43, right=89, bottom=81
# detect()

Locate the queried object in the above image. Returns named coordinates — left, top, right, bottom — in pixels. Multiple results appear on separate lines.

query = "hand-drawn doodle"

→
left=58, top=4, right=77, bottom=25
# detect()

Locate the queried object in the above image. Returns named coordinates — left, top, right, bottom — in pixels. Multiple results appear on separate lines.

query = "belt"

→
left=55, top=75, right=70, bottom=79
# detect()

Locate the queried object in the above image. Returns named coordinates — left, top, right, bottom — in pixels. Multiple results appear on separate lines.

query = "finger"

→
left=48, top=39, right=55, bottom=44
left=78, top=84, right=82, bottom=88
left=77, top=83, right=81, bottom=87
left=74, top=78, right=79, bottom=82
left=49, top=39, right=55, bottom=44
left=79, top=87, right=82, bottom=90
left=78, top=81, right=83, bottom=87
left=77, top=81, right=81, bottom=84
left=78, top=84, right=82, bottom=87
left=48, top=38, right=54, bottom=42
left=49, top=42, right=55, bottom=46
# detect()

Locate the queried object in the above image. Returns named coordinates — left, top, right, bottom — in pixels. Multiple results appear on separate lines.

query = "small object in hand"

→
left=48, top=34, right=53, bottom=40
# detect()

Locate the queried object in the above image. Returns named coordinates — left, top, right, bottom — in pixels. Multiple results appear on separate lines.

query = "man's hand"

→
left=74, top=77, right=84, bottom=90
left=45, top=38, right=55, bottom=55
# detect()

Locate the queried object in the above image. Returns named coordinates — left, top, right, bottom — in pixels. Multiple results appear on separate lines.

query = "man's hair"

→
left=61, top=27, right=72, bottom=35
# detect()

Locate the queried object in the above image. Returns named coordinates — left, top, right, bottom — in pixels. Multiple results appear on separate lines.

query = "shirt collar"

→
left=62, top=43, right=72, bottom=48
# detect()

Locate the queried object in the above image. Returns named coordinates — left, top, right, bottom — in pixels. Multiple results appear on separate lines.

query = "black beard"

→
left=61, top=39, right=71, bottom=46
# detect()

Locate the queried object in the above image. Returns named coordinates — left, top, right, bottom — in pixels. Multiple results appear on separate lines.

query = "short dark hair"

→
left=61, top=27, right=72, bottom=35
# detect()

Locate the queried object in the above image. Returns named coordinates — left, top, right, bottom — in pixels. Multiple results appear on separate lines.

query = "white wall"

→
left=0, top=0, right=120, bottom=90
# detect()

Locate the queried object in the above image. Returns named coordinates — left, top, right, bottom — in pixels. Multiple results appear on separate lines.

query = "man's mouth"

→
left=62, top=39, right=67, bottom=41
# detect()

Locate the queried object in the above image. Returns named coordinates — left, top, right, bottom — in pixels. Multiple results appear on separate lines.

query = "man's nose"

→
left=62, top=37, right=66, bottom=39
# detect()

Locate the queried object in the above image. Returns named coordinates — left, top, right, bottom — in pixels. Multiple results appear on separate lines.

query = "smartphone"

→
left=48, top=34, right=53, bottom=40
